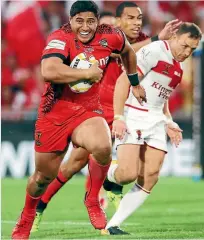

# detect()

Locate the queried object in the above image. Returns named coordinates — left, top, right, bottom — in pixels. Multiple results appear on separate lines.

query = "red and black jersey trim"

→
left=42, top=83, right=65, bottom=114
left=112, top=29, right=126, bottom=54
left=60, top=22, right=72, bottom=33
left=97, top=24, right=125, bottom=54
left=96, top=24, right=116, bottom=34
left=41, top=53, right=66, bottom=61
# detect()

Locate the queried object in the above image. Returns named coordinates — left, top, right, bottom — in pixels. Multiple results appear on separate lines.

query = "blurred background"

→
left=1, top=0, right=204, bottom=179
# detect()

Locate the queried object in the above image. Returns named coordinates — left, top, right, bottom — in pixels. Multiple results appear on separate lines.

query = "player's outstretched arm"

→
left=131, top=19, right=182, bottom=52
left=112, top=72, right=130, bottom=139
left=113, top=71, right=145, bottom=139
left=114, top=72, right=130, bottom=117
left=41, top=57, right=102, bottom=84
left=120, top=37, right=137, bottom=74
left=120, top=38, right=146, bottom=104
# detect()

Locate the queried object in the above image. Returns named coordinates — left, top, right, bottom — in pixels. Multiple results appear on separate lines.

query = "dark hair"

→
left=116, top=1, right=138, bottom=17
left=70, top=0, right=99, bottom=18
left=176, top=22, right=202, bottom=39
left=100, top=11, right=115, bottom=19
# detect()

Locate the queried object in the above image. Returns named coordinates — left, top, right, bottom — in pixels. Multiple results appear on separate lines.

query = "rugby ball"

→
left=69, top=53, right=97, bottom=93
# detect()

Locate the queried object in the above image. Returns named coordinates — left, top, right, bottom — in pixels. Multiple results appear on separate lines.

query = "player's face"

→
left=172, top=33, right=200, bottom=62
left=117, top=7, right=142, bottom=42
left=99, top=16, right=116, bottom=26
left=70, top=12, right=98, bottom=43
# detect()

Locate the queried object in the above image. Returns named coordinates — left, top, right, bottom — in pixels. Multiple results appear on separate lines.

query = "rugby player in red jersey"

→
left=30, top=1, right=181, bottom=235
left=11, top=1, right=145, bottom=239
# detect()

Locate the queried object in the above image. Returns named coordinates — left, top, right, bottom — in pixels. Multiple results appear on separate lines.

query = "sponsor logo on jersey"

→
left=151, top=81, right=172, bottom=100
left=99, top=39, right=108, bottom=48
left=45, top=40, right=66, bottom=50
left=99, top=56, right=109, bottom=66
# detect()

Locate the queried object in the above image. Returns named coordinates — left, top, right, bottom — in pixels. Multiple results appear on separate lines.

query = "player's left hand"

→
left=158, top=19, right=182, bottom=40
left=166, top=122, right=183, bottom=147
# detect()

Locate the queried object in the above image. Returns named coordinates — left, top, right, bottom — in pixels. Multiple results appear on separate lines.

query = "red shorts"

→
left=103, top=105, right=113, bottom=130
left=35, top=100, right=100, bottom=152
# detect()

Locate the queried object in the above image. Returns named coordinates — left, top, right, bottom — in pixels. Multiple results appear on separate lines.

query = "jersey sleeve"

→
left=136, top=42, right=160, bottom=76
left=42, top=29, right=70, bottom=61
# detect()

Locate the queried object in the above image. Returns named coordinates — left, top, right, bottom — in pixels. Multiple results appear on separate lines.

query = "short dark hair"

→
left=100, top=11, right=114, bottom=19
left=116, top=2, right=139, bottom=17
left=70, top=0, right=99, bottom=18
left=176, top=22, right=202, bottom=39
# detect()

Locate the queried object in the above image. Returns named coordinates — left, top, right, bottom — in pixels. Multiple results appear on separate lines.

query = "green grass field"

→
left=2, top=176, right=204, bottom=239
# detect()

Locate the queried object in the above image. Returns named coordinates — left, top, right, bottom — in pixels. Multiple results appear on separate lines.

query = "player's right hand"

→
left=158, top=19, right=182, bottom=40
left=112, top=119, right=127, bottom=140
left=132, top=85, right=147, bottom=105
left=87, top=62, right=103, bottom=83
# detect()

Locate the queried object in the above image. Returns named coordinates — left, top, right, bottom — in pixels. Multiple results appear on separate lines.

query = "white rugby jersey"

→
left=125, top=40, right=183, bottom=115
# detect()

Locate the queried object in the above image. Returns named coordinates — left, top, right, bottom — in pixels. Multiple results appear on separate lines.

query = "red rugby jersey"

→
left=38, top=23, right=125, bottom=116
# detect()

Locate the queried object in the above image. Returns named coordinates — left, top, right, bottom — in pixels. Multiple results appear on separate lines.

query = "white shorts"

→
left=116, top=112, right=168, bottom=153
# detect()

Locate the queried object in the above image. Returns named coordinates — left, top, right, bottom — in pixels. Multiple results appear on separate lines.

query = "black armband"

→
left=151, top=35, right=159, bottom=42
left=127, top=73, right=139, bottom=86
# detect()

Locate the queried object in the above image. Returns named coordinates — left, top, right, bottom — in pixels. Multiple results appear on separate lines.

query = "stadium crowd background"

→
left=1, top=0, right=204, bottom=178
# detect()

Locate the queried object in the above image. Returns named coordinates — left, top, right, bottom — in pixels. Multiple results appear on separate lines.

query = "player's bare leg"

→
left=72, top=116, right=112, bottom=229
left=137, top=144, right=165, bottom=191
left=107, top=144, right=140, bottom=185
left=12, top=151, right=66, bottom=239
left=104, top=144, right=140, bottom=211
left=101, top=144, right=140, bottom=234
left=103, top=135, right=124, bottom=210
left=104, top=144, right=165, bottom=234
left=32, top=147, right=89, bottom=232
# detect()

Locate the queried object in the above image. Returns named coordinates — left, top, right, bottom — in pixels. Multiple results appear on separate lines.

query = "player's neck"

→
left=127, top=36, right=137, bottom=44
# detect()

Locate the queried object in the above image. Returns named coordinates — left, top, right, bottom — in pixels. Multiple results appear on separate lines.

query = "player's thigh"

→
left=35, top=151, right=66, bottom=179
left=140, top=144, right=165, bottom=177
left=117, top=144, right=140, bottom=177
left=72, top=116, right=111, bottom=152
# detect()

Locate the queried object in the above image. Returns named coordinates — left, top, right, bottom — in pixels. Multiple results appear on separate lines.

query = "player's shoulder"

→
left=60, top=23, right=73, bottom=34
left=142, top=40, right=165, bottom=55
left=96, top=24, right=122, bottom=35
left=48, top=23, right=73, bottom=40
left=149, top=40, right=164, bottom=50
left=157, top=40, right=170, bottom=52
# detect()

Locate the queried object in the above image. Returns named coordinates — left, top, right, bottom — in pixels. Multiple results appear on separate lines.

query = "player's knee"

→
left=137, top=175, right=145, bottom=187
left=145, top=170, right=160, bottom=190
left=117, top=168, right=137, bottom=185
left=96, top=142, right=111, bottom=155
left=92, top=142, right=111, bottom=164
left=34, top=172, right=55, bottom=188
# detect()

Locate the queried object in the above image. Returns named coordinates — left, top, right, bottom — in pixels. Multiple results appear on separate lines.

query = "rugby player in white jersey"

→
left=102, top=22, right=202, bottom=235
